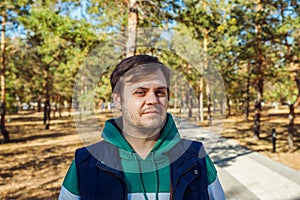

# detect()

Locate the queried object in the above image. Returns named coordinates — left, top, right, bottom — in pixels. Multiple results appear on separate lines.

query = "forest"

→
left=0, top=0, right=299, bottom=198
left=2, top=0, right=298, bottom=146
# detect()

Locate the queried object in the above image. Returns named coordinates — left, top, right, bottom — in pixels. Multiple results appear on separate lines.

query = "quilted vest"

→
left=75, top=139, right=209, bottom=200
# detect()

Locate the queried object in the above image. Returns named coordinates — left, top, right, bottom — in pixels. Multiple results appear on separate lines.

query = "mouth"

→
left=142, top=110, right=160, bottom=115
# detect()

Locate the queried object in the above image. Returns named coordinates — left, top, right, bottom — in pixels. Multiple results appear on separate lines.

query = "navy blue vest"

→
left=75, top=139, right=209, bottom=200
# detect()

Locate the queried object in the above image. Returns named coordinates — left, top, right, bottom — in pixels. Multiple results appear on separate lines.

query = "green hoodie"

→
left=61, top=113, right=218, bottom=199
left=101, top=113, right=181, bottom=199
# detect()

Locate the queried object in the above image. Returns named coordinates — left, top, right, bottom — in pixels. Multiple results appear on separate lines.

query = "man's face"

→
left=114, top=69, right=169, bottom=137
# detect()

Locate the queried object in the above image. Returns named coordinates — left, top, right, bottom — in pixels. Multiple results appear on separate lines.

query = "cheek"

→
left=160, top=98, right=169, bottom=108
left=125, top=97, right=144, bottom=110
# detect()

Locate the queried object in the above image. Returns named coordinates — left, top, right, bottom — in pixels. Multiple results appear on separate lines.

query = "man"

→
left=59, top=55, right=225, bottom=200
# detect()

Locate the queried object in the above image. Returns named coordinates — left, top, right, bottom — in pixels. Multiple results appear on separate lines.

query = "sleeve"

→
left=205, top=155, right=226, bottom=200
left=58, top=160, right=81, bottom=200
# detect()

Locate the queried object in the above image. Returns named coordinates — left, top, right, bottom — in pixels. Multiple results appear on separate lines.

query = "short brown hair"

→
left=110, top=55, right=171, bottom=96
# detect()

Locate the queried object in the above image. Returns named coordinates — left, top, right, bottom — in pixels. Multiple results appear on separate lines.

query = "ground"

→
left=220, top=108, right=300, bottom=171
left=0, top=109, right=299, bottom=199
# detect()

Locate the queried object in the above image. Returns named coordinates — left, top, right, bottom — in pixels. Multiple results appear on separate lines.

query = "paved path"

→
left=175, top=117, right=300, bottom=200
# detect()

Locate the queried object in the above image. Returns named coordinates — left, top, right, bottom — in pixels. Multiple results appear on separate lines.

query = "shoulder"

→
left=75, top=141, right=116, bottom=165
left=179, top=139, right=206, bottom=158
left=168, top=139, right=207, bottom=162
left=75, top=140, right=122, bottom=171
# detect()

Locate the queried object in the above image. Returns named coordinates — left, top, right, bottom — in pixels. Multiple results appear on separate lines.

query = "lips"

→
left=142, top=109, right=160, bottom=115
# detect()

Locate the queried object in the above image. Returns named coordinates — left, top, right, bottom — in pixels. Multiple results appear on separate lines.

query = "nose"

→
left=145, top=91, right=159, bottom=104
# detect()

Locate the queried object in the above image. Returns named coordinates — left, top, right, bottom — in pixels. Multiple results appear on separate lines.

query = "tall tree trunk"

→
left=52, top=102, right=57, bottom=119
left=206, top=81, right=212, bottom=123
left=287, top=104, right=295, bottom=151
left=186, top=64, right=193, bottom=118
left=68, top=99, right=72, bottom=117
left=283, top=26, right=300, bottom=150
left=0, top=8, right=9, bottom=143
left=43, top=67, right=50, bottom=129
left=245, top=63, right=251, bottom=121
left=37, top=97, right=42, bottom=112
left=285, top=64, right=300, bottom=151
left=226, top=96, right=231, bottom=116
left=199, top=78, right=204, bottom=121
left=253, top=0, right=263, bottom=140
left=202, top=1, right=212, bottom=124
left=58, top=95, right=62, bottom=118
left=44, top=99, right=50, bottom=129
left=180, top=83, right=184, bottom=114
left=254, top=73, right=263, bottom=140
left=181, top=83, right=186, bottom=115
left=174, top=82, right=178, bottom=111
left=203, top=29, right=212, bottom=124
left=188, top=85, right=193, bottom=118
left=126, top=0, right=138, bottom=57
left=219, top=96, right=224, bottom=115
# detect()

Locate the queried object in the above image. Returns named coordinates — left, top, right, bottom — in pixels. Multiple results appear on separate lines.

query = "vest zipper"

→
left=173, top=162, right=197, bottom=197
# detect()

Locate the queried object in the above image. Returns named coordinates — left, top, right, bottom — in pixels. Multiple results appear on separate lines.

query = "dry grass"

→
left=0, top=112, right=82, bottom=199
left=220, top=108, right=300, bottom=170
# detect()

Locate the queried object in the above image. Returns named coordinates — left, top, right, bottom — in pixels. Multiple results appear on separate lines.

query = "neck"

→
left=122, top=130, right=160, bottom=159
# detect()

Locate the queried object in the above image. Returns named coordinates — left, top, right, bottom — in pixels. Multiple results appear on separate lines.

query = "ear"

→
left=113, top=93, right=121, bottom=110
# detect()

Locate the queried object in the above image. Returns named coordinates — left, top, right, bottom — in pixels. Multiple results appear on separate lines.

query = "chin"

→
left=142, top=120, right=165, bottom=130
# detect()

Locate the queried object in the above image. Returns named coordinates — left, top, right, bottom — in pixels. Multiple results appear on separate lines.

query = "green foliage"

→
left=264, top=67, right=296, bottom=102
left=2, top=0, right=300, bottom=117
left=16, top=3, right=99, bottom=106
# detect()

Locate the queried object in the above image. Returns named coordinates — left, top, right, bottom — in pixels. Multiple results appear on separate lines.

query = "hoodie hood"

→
left=101, top=113, right=180, bottom=155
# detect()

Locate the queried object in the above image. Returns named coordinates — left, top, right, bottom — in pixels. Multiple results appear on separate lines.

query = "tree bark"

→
left=287, top=104, right=295, bottom=151
left=202, top=1, right=212, bottom=124
left=126, top=0, right=138, bottom=57
left=253, top=0, right=263, bottom=140
left=44, top=99, right=50, bottom=129
left=199, top=78, right=204, bottom=121
left=68, top=99, right=72, bottom=117
left=282, top=16, right=299, bottom=150
left=219, top=96, right=224, bottom=115
left=227, top=96, right=231, bottom=116
left=52, top=102, right=57, bottom=119
left=43, top=67, right=50, bottom=129
left=174, top=82, right=178, bottom=111
left=37, top=97, right=42, bottom=112
left=0, top=8, right=9, bottom=143
left=188, top=85, right=193, bottom=118
left=254, top=76, right=263, bottom=140
left=180, top=83, right=184, bottom=114
left=206, top=80, right=212, bottom=124
left=285, top=65, right=300, bottom=151
left=58, top=98, right=62, bottom=118
left=245, top=63, right=251, bottom=121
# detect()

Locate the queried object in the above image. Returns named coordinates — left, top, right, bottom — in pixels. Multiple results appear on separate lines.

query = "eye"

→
left=134, top=90, right=146, bottom=96
left=155, top=89, right=167, bottom=97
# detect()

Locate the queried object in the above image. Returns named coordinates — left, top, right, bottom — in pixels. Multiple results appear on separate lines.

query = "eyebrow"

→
left=136, top=86, right=167, bottom=90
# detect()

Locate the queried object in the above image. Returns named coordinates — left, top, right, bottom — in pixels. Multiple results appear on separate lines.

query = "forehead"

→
left=124, top=69, right=167, bottom=89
